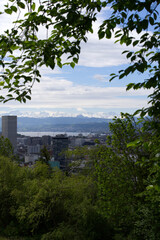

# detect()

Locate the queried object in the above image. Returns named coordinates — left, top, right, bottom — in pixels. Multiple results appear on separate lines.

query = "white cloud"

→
left=2, top=73, right=152, bottom=110
left=0, top=2, right=153, bottom=118
left=76, top=107, right=86, bottom=112
left=93, top=74, right=109, bottom=82
left=79, top=38, right=128, bottom=67
left=0, top=109, right=119, bottom=119
left=40, top=66, right=62, bottom=75
left=78, top=10, right=147, bottom=68
left=39, top=76, right=73, bottom=92
left=78, top=25, right=144, bottom=67
left=81, top=111, right=119, bottom=119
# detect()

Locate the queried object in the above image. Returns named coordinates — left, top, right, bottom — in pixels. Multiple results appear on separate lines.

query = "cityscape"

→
left=1, top=115, right=109, bottom=170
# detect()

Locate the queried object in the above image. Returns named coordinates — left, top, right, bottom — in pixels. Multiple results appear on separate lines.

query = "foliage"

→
left=68, top=114, right=160, bottom=239
left=93, top=114, right=160, bottom=239
left=89, top=116, right=144, bottom=228
left=0, top=155, right=113, bottom=239
left=0, top=136, right=23, bottom=163
left=0, top=136, right=14, bottom=158
left=131, top=120, right=160, bottom=240
left=0, top=156, right=27, bottom=236
left=0, top=0, right=98, bottom=102
left=66, top=145, right=96, bottom=175
left=38, top=145, right=51, bottom=164
left=0, top=0, right=159, bottom=118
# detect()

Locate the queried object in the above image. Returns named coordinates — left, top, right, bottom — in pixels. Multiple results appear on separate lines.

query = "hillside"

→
left=0, top=116, right=112, bottom=133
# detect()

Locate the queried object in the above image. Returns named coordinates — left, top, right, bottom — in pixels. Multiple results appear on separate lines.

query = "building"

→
left=27, top=144, right=41, bottom=154
left=25, top=154, right=39, bottom=164
left=48, top=160, right=60, bottom=169
left=2, top=115, right=17, bottom=152
left=52, top=135, right=69, bottom=169
left=42, top=135, right=52, bottom=146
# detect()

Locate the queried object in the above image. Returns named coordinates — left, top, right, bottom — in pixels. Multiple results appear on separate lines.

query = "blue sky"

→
left=0, top=1, right=153, bottom=118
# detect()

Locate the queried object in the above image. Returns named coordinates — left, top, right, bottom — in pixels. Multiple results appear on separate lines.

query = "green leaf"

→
left=38, top=5, right=44, bottom=12
left=73, top=58, right=78, bottom=64
left=131, top=55, right=136, bottom=61
left=136, top=25, right=142, bottom=34
left=105, top=29, right=111, bottom=39
left=70, top=62, right=75, bottom=68
left=6, top=94, right=13, bottom=98
left=110, top=75, right=117, bottom=81
left=98, top=31, right=105, bottom=39
left=122, top=50, right=129, bottom=54
left=141, top=19, right=148, bottom=30
left=57, top=59, right=62, bottom=68
left=136, top=64, right=144, bottom=73
left=153, top=12, right=157, bottom=20
left=127, top=139, right=141, bottom=148
left=26, top=95, right=31, bottom=100
left=17, top=1, right=25, bottom=9
left=119, top=73, right=125, bottom=79
left=146, top=51, right=154, bottom=57
left=149, top=17, right=154, bottom=25
left=133, top=40, right=139, bottom=46
left=126, top=52, right=132, bottom=58
left=115, top=33, right=122, bottom=38
left=133, top=109, right=141, bottom=116
left=10, top=46, right=19, bottom=51
left=4, top=9, right=12, bottom=14
left=31, top=3, right=36, bottom=11
left=126, top=83, right=135, bottom=90
left=11, top=6, right=17, bottom=12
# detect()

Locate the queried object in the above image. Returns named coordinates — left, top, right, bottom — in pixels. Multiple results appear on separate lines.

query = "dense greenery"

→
left=94, top=115, right=160, bottom=239
left=0, top=156, right=113, bottom=239
left=0, top=115, right=159, bottom=239
left=68, top=114, right=160, bottom=239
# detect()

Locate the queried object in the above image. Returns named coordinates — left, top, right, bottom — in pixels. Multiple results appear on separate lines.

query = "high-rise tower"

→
left=52, top=135, right=69, bottom=169
left=2, top=116, right=17, bottom=152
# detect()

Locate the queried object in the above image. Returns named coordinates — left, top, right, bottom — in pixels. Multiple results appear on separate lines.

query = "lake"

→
left=18, top=132, right=91, bottom=137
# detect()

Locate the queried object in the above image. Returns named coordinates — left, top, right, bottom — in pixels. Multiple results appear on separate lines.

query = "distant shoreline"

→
left=18, top=132, right=92, bottom=137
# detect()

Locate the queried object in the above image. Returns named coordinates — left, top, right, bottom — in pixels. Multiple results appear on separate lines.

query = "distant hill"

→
left=0, top=116, right=112, bottom=133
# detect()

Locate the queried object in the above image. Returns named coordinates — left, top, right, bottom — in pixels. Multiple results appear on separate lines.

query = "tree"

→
left=61, top=113, right=160, bottom=239
left=0, top=155, right=27, bottom=236
left=39, top=145, right=51, bottom=164
left=0, top=0, right=159, bottom=118
left=0, top=136, right=14, bottom=158
left=83, top=114, right=160, bottom=239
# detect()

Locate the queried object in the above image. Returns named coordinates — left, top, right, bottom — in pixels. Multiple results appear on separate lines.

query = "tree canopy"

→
left=0, top=0, right=160, bottom=116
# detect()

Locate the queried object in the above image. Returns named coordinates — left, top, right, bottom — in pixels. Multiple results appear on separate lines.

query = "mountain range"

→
left=0, top=116, right=112, bottom=133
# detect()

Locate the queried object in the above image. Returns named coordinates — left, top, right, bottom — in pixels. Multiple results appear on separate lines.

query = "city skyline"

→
left=2, top=115, right=17, bottom=152
left=0, top=2, right=152, bottom=118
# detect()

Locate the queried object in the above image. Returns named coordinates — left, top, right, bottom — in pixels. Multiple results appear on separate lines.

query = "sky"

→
left=0, top=1, right=153, bottom=118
